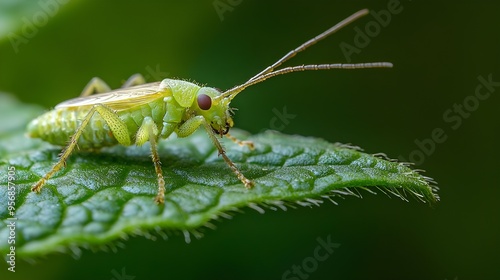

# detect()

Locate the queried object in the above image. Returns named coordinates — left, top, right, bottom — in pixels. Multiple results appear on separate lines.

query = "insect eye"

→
left=197, top=94, right=212, bottom=110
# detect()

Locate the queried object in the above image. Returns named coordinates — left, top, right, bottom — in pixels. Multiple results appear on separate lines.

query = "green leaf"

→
left=0, top=93, right=438, bottom=258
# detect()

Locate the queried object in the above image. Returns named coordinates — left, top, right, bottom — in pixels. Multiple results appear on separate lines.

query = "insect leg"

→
left=31, top=106, right=100, bottom=193
left=202, top=121, right=253, bottom=189
left=225, top=132, right=255, bottom=150
left=136, top=117, right=165, bottom=204
left=32, top=104, right=131, bottom=193
left=94, top=105, right=131, bottom=146
left=121, top=73, right=146, bottom=88
left=80, top=74, right=145, bottom=97
left=175, top=116, right=204, bottom=137
left=80, top=77, right=112, bottom=97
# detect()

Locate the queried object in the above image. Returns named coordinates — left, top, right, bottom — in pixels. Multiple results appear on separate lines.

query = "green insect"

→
left=27, top=9, right=393, bottom=204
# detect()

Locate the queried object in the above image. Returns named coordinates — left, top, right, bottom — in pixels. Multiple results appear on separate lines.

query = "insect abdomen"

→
left=27, top=108, right=117, bottom=149
left=27, top=99, right=167, bottom=149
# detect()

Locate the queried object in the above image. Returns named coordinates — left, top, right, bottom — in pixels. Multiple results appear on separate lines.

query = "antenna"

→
left=215, top=9, right=393, bottom=101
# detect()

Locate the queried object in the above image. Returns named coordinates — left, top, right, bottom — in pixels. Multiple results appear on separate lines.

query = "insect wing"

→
left=55, top=82, right=165, bottom=111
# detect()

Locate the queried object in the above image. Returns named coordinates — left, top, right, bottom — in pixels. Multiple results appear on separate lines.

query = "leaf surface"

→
left=0, top=93, right=438, bottom=257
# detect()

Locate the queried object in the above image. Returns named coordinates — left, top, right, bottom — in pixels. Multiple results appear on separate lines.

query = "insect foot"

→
left=226, top=132, right=255, bottom=150
left=31, top=180, right=45, bottom=193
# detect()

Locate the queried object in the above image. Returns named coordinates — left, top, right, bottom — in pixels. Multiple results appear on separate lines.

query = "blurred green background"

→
left=0, top=0, right=498, bottom=279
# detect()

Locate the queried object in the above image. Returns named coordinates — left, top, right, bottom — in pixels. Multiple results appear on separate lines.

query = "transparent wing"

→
left=55, top=82, right=165, bottom=111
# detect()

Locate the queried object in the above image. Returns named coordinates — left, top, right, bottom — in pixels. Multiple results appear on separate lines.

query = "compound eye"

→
left=197, top=94, right=212, bottom=110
